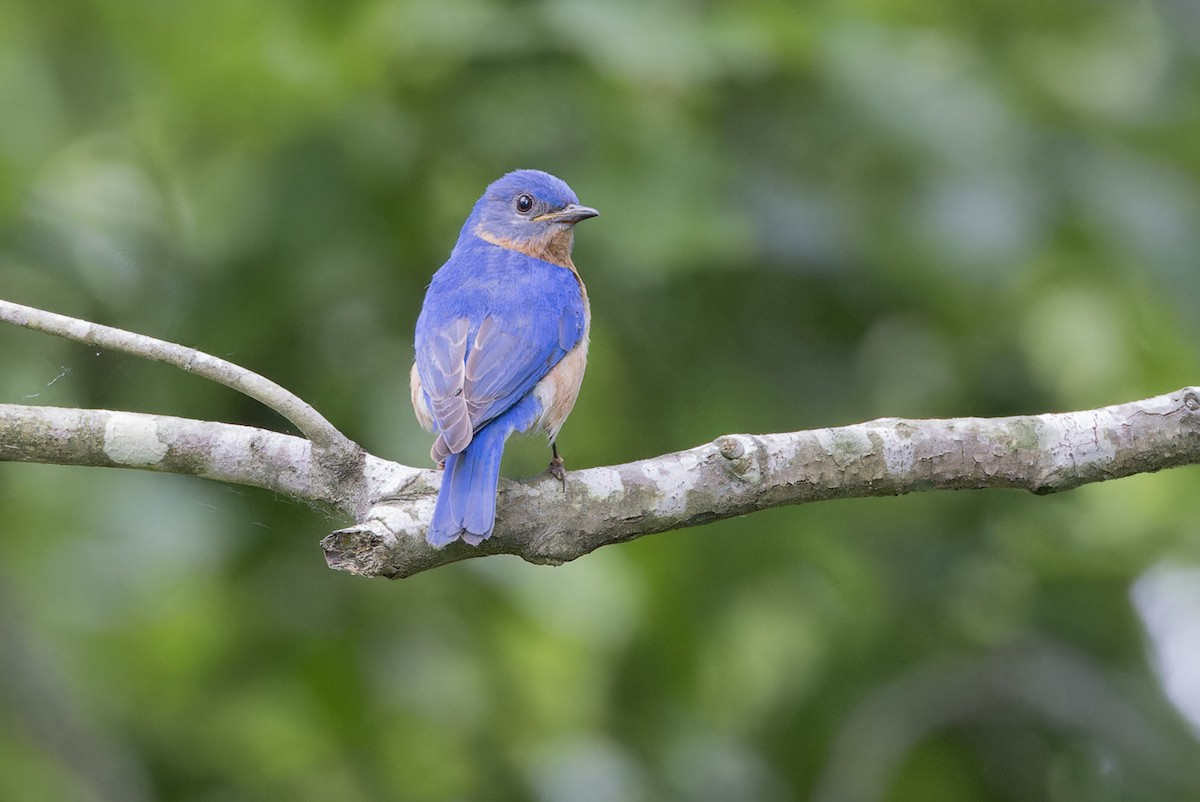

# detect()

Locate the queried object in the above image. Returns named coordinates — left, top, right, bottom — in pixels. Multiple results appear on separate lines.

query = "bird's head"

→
left=464, top=169, right=599, bottom=268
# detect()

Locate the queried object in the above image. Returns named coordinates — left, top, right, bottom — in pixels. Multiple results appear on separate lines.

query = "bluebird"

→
left=410, top=170, right=598, bottom=548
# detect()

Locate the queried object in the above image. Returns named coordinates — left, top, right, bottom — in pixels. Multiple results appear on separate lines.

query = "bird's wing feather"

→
left=461, top=314, right=551, bottom=423
left=417, top=317, right=472, bottom=455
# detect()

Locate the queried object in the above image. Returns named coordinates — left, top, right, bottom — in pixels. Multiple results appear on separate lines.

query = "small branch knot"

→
left=718, top=436, right=745, bottom=460
left=1184, top=390, right=1200, bottom=411
left=715, top=435, right=761, bottom=483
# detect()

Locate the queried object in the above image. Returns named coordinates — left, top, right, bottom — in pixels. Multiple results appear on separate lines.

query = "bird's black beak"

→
left=535, top=203, right=600, bottom=225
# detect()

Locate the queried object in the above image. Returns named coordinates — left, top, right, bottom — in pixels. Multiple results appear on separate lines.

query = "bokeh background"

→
left=2, top=0, right=1200, bottom=799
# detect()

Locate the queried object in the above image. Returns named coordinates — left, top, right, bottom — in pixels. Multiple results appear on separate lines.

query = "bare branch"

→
left=2, top=296, right=1197, bottom=584
left=0, top=402, right=428, bottom=521
left=0, top=404, right=340, bottom=507
left=0, top=298, right=358, bottom=460
left=324, top=387, right=1200, bottom=579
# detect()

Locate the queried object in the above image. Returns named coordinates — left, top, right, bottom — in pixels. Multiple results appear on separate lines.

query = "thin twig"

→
left=0, top=298, right=358, bottom=458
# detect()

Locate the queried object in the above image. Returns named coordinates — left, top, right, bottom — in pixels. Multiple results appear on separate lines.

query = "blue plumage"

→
left=411, top=170, right=597, bottom=547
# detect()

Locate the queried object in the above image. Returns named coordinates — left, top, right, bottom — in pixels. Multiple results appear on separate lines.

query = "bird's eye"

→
left=515, top=194, right=534, bottom=214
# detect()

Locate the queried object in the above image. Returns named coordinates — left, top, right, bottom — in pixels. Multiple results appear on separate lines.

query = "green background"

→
left=2, top=0, right=1200, bottom=799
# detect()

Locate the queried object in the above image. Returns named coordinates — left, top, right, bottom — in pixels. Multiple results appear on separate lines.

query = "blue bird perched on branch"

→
left=410, top=170, right=599, bottom=548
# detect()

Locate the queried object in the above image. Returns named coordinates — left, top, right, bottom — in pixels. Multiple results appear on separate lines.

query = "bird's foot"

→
left=547, top=454, right=567, bottom=491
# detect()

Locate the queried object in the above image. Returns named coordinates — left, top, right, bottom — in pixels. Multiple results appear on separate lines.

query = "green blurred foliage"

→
left=2, top=0, right=1200, bottom=799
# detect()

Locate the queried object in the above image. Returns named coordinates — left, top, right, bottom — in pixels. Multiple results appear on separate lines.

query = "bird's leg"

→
left=548, top=441, right=567, bottom=490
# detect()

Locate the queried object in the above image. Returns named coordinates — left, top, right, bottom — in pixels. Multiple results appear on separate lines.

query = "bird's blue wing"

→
left=415, top=247, right=585, bottom=460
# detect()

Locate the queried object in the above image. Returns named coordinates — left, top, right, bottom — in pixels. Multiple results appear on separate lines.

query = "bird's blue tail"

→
left=427, top=421, right=509, bottom=547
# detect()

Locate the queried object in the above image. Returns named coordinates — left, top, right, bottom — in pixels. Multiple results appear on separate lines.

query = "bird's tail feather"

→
left=427, top=423, right=508, bottom=547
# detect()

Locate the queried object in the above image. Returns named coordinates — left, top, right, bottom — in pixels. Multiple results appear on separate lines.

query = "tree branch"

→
left=323, top=386, right=1200, bottom=578
left=0, top=404, right=338, bottom=507
left=3, top=299, right=1198, bottom=581
left=0, top=299, right=358, bottom=461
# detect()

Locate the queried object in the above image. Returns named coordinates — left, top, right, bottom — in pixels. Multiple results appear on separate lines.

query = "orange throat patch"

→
left=475, top=225, right=578, bottom=272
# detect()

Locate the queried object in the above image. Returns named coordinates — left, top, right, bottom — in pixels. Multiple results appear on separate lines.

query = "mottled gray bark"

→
left=324, top=386, right=1200, bottom=577
left=3, top=298, right=1199, bottom=580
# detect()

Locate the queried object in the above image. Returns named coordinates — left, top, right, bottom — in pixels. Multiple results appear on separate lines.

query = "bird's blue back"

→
left=415, top=237, right=586, bottom=437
